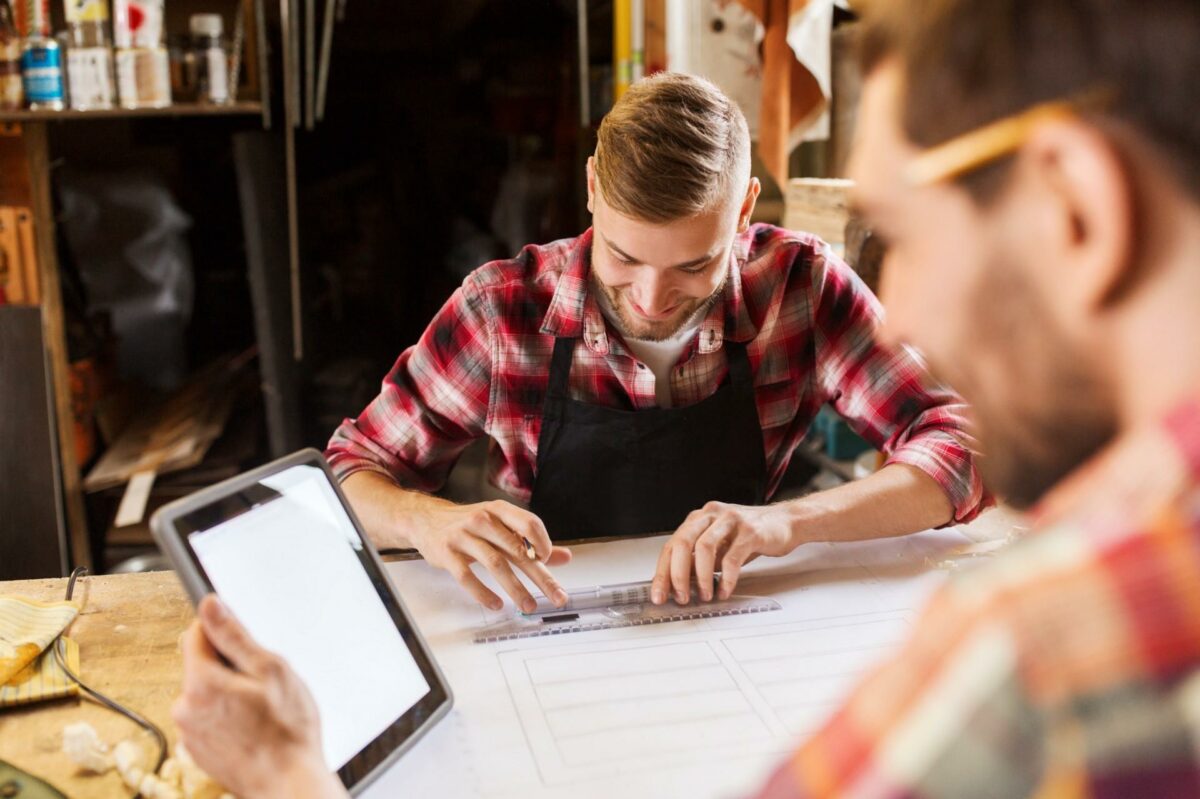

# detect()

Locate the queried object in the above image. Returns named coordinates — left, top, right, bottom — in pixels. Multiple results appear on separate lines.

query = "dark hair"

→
left=857, top=0, right=1200, bottom=203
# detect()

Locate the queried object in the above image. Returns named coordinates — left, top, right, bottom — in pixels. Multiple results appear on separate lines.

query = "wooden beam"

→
left=24, top=122, right=92, bottom=572
left=829, top=23, right=862, bottom=178
left=644, top=0, right=666, bottom=75
left=783, top=177, right=854, bottom=245
left=0, top=306, right=69, bottom=578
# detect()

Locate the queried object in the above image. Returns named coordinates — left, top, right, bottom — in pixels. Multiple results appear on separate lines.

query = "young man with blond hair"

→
left=324, top=71, right=981, bottom=613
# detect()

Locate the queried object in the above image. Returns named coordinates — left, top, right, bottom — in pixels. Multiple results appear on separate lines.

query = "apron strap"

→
left=547, top=335, right=578, bottom=398
left=725, top=340, right=753, bottom=387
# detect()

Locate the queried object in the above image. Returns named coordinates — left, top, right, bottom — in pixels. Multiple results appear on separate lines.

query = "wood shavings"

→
left=160, top=757, right=181, bottom=784
left=175, top=742, right=230, bottom=799
left=62, top=721, right=112, bottom=773
left=140, top=772, right=183, bottom=799
left=114, top=738, right=146, bottom=788
left=64, top=725, right=236, bottom=798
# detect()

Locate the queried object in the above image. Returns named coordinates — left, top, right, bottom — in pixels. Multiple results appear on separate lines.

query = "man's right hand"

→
left=340, top=472, right=572, bottom=613
left=407, top=500, right=572, bottom=613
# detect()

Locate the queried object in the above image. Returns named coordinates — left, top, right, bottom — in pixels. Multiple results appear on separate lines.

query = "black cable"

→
left=55, top=567, right=167, bottom=798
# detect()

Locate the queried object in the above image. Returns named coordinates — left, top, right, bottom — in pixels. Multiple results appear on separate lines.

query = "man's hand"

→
left=340, top=473, right=572, bottom=613
left=172, top=596, right=348, bottom=799
left=649, top=465, right=960, bottom=606
left=408, top=500, right=572, bottom=613
left=651, top=502, right=799, bottom=605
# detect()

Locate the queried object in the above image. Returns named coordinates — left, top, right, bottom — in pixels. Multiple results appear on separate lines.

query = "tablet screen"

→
left=182, top=464, right=431, bottom=771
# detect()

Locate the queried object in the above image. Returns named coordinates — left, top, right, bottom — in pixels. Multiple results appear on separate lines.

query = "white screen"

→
left=188, top=464, right=430, bottom=770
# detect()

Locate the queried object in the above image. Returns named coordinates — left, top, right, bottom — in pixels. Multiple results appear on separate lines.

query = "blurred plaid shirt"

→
left=326, top=224, right=982, bottom=520
left=753, top=399, right=1200, bottom=798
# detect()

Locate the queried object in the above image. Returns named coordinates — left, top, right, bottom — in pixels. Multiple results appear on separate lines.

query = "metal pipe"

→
left=576, top=0, right=589, bottom=127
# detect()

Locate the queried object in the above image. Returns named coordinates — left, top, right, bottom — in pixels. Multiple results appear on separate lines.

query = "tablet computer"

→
left=150, top=449, right=451, bottom=795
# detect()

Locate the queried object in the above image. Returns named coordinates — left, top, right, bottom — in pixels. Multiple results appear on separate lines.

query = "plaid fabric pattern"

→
left=325, top=224, right=982, bottom=519
left=753, top=399, right=1200, bottom=798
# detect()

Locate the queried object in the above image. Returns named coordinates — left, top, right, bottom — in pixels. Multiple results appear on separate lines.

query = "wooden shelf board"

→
left=0, top=101, right=264, bottom=122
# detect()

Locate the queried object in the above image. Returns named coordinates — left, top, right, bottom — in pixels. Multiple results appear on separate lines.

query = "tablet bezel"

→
left=150, top=448, right=452, bottom=796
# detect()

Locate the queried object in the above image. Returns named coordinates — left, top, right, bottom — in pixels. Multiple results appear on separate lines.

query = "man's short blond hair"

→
left=594, top=72, right=751, bottom=224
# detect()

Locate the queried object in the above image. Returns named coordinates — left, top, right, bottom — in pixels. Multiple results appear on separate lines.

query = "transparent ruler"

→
left=473, top=579, right=781, bottom=643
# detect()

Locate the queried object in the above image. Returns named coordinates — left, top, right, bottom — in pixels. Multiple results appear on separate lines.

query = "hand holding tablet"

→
left=151, top=450, right=452, bottom=796
left=174, top=595, right=348, bottom=799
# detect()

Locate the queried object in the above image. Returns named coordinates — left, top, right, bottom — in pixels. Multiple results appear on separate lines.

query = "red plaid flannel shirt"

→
left=326, top=224, right=983, bottom=520
left=750, top=399, right=1200, bottom=798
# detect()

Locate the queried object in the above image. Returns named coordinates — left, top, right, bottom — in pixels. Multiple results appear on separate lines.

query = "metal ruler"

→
left=473, top=593, right=781, bottom=644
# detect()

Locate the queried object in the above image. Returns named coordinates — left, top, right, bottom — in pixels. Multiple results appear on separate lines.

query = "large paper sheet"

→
left=364, top=526, right=979, bottom=798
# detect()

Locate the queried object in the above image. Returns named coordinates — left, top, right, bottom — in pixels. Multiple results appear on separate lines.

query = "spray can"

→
left=21, top=36, right=65, bottom=109
left=64, top=0, right=114, bottom=109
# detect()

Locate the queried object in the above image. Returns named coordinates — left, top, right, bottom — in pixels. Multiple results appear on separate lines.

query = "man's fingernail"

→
left=522, top=598, right=537, bottom=614
left=490, top=599, right=503, bottom=611
left=208, top=596, right=227, bottom=619
left=677, top=591, right=688, bottom=604
left=651, top=589, right=664, bottom=605
left=554, top=590, right=569, bottom=606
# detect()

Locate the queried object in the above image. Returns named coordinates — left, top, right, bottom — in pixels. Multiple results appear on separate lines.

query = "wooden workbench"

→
left=0, top=507, right=1024, bottom=797
left=0, top=571, right=191, bottom=797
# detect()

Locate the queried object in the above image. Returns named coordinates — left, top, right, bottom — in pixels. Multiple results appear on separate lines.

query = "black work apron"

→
left=529, top=335, right=768, bottom=539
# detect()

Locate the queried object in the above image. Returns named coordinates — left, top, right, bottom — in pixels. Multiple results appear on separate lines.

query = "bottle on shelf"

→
left=113, top=0, right=169, bottom=108
left=13, top=0, right=50, bottom=39
left=167, top=32, right=196, bottom=102
left=14, top=0, right=64, bottom=110
left=189, top=13, right=227, bottom=104
left=0, top=0, right=23, bottom=109
left=63, top=0, right=115, bottom=109
left=21, top=36, right=65, bottom=109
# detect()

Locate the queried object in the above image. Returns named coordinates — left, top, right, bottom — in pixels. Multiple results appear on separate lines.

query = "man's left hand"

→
left=650, top=502, right=800, bottom=605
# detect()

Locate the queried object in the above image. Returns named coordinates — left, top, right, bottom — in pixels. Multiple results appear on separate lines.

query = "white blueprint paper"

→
left=363, top=526, right=978, bottom=799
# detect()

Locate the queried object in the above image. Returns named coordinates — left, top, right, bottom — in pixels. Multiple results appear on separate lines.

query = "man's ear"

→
left=1020, top=121, right=1135, bottom=314
left=738, top=177, right=761, bottom=232
left=586, top=156, right=597, bottom=215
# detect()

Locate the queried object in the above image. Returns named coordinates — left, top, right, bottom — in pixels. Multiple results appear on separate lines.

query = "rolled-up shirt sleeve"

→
left=325, top=280, right=493, bottom=492
left=811, top=247, right=985, bottom=522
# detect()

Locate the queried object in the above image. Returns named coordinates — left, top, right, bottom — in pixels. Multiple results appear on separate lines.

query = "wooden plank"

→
left=254, top=0, right=271, bottom=128
left=0, top=102, right=264, bottom=123
left=844, top=216, right=883, bottom=293
left=0, top=571, right=191, bottom=798
left=0, top=122, right=32, bottom=204
left=644, top=0, right=666, bottom=75
left=783, top=177, right=855, bottom=244
left=82, top=352, right=251, bottom=493
left=15, top=205, right=38, bottom=303
left=25, top=121, right=92, bottom=572
left=241, top=0, right=261, bottom=102
left=0, top=206, right=24, bottom=303
left=829, top=23, right=862, bottom=178
left=0, top=306, right=68, bottom=579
